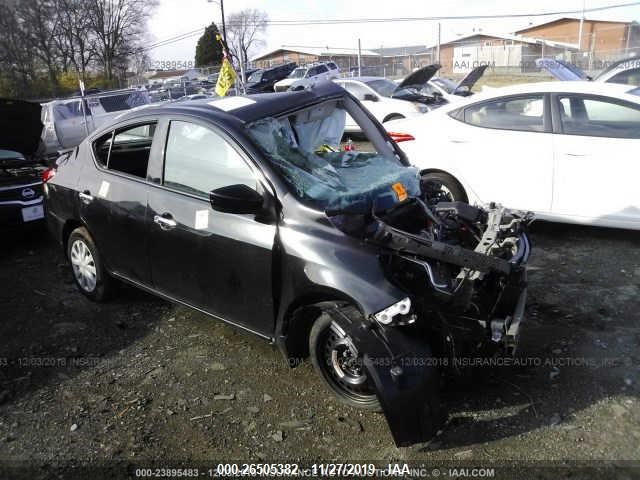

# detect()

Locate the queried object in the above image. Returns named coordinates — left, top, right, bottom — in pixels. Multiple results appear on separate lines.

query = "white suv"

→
left=273, top=62, right=340, bottom=92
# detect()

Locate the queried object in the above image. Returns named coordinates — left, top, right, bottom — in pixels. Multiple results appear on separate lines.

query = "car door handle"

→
left=564, top=152, right=587, bottom=157
left=154, top=214, right=177, bottom=230
left=79, top=191, right=93, bottom=204
left=450, top=139, right=468, bottom=144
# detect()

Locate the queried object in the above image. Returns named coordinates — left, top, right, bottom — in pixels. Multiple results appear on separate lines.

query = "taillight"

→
left=388, top=132, right=415, bottom=143
left=42, top=167, right=56, bottom=183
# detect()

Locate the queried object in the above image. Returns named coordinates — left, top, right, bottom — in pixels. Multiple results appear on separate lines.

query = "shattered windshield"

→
left=247, top=101, right=420, bottom=212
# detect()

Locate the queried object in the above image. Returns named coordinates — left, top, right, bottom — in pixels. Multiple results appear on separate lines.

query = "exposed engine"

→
left=0, top=157, right=44, bottom=188
left=329, top=188, right=533, bottom=358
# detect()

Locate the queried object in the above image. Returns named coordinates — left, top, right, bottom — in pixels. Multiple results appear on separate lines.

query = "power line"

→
left=144, top=1, right=640, bottom=52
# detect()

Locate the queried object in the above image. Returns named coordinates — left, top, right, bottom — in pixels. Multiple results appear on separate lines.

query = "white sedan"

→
left=334, top=77, right=429, bottom=132
left=385, top=81, right=640, bottom=230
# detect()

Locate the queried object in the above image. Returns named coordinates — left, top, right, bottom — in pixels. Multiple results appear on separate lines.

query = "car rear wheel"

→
left=67, top=227, right=113, bottom=302
left=421, top=171, right=468, bottom=203
left=309, top=309, right=381, bottom=411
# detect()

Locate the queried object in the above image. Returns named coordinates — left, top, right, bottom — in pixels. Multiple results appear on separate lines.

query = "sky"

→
left=147, top=0, right=640, bottom=64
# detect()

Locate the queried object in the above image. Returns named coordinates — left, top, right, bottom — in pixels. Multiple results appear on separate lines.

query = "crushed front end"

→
left=329, top=196, right=532, bottom=445
left=369, top=197, right=532, bottom=359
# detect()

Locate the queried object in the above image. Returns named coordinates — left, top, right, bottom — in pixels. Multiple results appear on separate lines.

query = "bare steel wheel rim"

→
left=70, top=239, right=97, bottom=292
left=319, top=321, right=375, bottom=403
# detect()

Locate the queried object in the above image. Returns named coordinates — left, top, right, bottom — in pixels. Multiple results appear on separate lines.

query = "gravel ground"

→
left=0, top=222, right=639, bottom=477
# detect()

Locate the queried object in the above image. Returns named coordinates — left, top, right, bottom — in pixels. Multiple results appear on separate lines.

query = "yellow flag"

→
left=215, top=58, right=237, bottom=97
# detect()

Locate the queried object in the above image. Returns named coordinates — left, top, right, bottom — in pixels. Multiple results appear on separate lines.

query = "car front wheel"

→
left=309, top=308, right=381, bottom=411
left=67, top=227, right=113, bottom=302
left=421, top=171, right=468, bottom=204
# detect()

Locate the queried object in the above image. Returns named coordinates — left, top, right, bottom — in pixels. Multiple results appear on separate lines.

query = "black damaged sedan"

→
left=44, top=81, right=531, bottom=446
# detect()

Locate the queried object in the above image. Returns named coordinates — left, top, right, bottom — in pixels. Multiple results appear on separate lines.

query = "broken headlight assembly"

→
left=373, top=297, right=416, bottom=325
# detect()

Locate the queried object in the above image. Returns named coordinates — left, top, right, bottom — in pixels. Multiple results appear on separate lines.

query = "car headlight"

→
left=374, top=297, right=412, bottom=325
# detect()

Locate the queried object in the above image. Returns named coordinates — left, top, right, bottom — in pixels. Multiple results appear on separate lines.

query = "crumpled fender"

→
left=331, top=307, right=445, bottom=447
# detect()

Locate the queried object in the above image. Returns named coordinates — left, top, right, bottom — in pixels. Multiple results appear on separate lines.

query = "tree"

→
left=54, top=0, right=97, bottom=81
left=18, top=0, right=61, bottom=94
left=87, top=0, right=157, bottom=81
left=225, top=9, right=268, bottom=81
left=195, top=22, right=223, bottom=67
left=0, top=0, right=158, bottom=97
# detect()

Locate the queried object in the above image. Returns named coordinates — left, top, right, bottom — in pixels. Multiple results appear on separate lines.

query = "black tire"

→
left=382, top=113, right=405, bottom=123
left=309, top=308, right=381, bottom=411
left=421, top=171, right=468, bottom=203
left=67, top=227, right=114, bottom=302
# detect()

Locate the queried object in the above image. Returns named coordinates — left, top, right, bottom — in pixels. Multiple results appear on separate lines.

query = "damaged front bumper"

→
left=353, top=203, right=532, bottom=445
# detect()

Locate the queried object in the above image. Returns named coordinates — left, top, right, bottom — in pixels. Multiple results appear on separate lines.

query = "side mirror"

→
left=209, top=184, right=263, bottom=214
left=363, top=93, right=378, bottom=102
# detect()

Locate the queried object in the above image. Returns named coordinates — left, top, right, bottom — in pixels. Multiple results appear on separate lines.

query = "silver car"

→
left=41, top=89, right=150, bottom=157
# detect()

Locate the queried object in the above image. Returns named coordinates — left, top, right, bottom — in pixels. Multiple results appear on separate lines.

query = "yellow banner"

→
left=215, top=58, right=237, bottom=97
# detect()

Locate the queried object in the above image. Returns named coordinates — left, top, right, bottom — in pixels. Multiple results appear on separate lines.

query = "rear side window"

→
left=163, top=121, right=256, bottom=197
left=558, top=95, right=640, bottom=139
left=464, top=95, right=545, bottom=132
left=92, top=122, right=157, bottom=178
left=327, top=62, right=338, bottom=70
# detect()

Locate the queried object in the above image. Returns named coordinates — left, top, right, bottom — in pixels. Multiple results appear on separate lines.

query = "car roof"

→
left=442, top=81, right=640, bottom=109
left=105, top=81, right=347, bottom=127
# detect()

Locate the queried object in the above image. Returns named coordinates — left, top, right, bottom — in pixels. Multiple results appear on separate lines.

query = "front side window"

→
left=558, top=95, right=640, bottom=139
left=163, top=121, right=256, bottom=197
left=92, top=122, right=157, bottom=178
left=464, top=95, right=545, bottom=132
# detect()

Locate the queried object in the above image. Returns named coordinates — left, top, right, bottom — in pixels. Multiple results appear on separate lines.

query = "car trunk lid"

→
left=453, top=64, right=489, bottom=94
left=394, top=64, right=441, bottom=91
left=0, top=98, right=43, bottom=156
left=536, top=58, right=589, bottom=81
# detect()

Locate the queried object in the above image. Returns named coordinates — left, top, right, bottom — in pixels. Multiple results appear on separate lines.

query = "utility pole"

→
left=357, top=38, right=362, bottom=76
left=220, top=0, right=227, bottom=43
left=207, top=0, right=226, bottom=43
left=578, top=0, right=586, bottom=50
left=437, top=22, right=441, bottom=64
